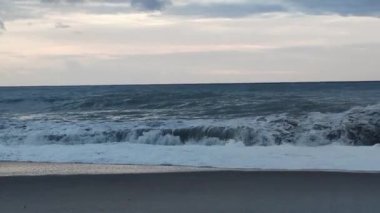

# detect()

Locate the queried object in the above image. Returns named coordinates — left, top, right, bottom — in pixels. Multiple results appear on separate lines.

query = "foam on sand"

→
left=1, top=143, right=380, bottom=172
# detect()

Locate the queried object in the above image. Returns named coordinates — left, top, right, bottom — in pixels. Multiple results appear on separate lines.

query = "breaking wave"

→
left=1, top=104, right=379, bottom=146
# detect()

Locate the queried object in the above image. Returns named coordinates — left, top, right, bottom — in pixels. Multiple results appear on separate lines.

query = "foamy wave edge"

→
left=0, top=103, right=379, bottom=146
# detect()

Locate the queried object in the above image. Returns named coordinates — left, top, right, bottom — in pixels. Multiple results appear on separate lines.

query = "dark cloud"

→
left=166, top=0, right=380, bottom=18
left=40, top=0, right=84, bottom=3
left=0, top=20, right=4, bottom=30
left=169, top=2, right=285, bottom=17
left=288, top=0, right=380, bottom=17
left=38, top=0, right=130, bottom=15
left=130, top=0, right=171, bottom=11
left=1, top=0, right=379, bottom=21
left=40, top=0, right=171, bottom=11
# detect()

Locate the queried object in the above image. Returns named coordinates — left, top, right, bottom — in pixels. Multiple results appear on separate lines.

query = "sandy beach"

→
left=1, top=163, right=380, bottom=213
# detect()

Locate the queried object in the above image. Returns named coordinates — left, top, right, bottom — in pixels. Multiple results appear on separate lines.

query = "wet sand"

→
left=0, top=161, right=208, bottom=176
left=1, top=170, right=380, bottom=213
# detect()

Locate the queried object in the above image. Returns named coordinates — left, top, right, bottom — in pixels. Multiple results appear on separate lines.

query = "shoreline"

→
left=3, top=144, right=380, bottom=172
left=0, top=161, right=212, bottom=177
left=2, top=161, right=380, bottom=177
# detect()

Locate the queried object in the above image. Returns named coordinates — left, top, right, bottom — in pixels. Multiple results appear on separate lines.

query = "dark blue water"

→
left=0, top=82, right=380, bottom=146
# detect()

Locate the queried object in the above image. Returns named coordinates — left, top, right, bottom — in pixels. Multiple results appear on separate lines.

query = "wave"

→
left=2, top=83, right=380, bottom=119
left=1, top=104, right=379, bottom=146
left=1, top=143, right=380, bottom=170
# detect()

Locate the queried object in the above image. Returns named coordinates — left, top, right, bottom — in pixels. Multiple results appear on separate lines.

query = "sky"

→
left=0, top=0, right=380, bottom=86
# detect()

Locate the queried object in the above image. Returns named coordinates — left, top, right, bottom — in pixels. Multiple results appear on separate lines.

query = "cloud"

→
left=130, top=0, right=171, bottom=11
left=0, top=0, right=45, bottom=21
left=1, top=0, right=379, bottom=23
left=55, top=21, right=70, bottom=29
left=40, top=0, right=171, bottom=11
left=168, top=0, right=380, bottom=18
left=169, top=2, right=285, bottom=17
left=287, top=0, right=380, bottom=17
left=0, top=19, right=4, bottom=30
left=40, top=0, right=84, bottom=3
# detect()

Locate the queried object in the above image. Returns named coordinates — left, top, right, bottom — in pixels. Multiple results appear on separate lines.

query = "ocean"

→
left=1, top=82, right=380, bottom=170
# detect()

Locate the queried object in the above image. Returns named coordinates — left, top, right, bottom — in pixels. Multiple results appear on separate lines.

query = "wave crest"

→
left=1, top=104, right=379, bottom=146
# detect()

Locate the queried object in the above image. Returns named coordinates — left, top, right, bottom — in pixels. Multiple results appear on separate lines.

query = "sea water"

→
left=1, top=82, right=380, bottom=170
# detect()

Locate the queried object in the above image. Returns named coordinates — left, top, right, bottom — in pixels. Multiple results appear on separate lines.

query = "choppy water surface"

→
left=0, top=82, right=380, bottom=147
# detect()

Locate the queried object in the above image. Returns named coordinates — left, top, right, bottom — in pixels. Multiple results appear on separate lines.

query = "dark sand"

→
left=1, top=171, right=380, bottom=213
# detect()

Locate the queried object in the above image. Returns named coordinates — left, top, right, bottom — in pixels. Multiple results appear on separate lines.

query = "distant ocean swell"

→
left=1, top=104, right=379, bottom=147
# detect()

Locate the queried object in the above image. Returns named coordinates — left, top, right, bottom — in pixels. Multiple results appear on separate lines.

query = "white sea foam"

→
left=1, top=143, right=380, bottom=171
left=2, top=103, right=380, bottom=146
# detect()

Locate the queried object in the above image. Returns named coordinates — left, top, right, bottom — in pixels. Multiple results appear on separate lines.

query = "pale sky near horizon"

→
left=1, top=0, right=380, bottom=86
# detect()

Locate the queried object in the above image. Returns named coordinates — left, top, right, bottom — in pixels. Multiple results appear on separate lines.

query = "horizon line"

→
left=0, top=80, right=379, bottom=88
